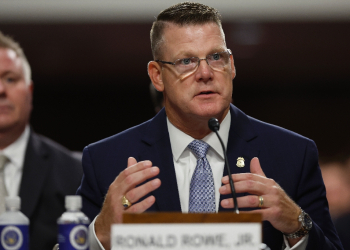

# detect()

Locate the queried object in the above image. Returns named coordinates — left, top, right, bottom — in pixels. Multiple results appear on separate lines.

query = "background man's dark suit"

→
left=77, top=104, right=343, bottom=250
left=334, top=213, right=350, bottom=250
left=20, top=131, right=83, bottom=250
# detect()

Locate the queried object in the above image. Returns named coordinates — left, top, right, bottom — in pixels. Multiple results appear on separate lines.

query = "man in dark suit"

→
left=77, top=2, right=343, bottom=250
left=334, top=213, right=350, bottom=250
left=0, top=31, right=82, bottom=249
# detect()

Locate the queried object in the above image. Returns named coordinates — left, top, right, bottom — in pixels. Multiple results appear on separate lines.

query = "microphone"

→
left=208, top=118, right=239, bottom=214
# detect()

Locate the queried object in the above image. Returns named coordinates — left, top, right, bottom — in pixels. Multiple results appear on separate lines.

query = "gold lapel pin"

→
left=236, top=157, right=245, bottom=168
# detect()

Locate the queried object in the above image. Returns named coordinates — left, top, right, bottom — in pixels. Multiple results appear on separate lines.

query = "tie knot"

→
left=0, top=154, right=8, bottom=171
left=188, top=140, right=210, bottom=159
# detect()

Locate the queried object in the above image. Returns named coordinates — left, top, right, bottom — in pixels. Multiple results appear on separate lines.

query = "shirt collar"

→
left=167, top=111, right=231, bottom=161
left=1, top=125, right=30, bottom=169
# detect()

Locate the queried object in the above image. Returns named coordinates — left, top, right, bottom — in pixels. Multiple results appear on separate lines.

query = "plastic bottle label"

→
left=0, top=225, right=29, bottom=250
left=58, top=224, right=89, bottom=250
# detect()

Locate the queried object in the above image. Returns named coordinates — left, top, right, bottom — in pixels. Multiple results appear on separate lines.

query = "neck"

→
left=0, top=125, right=26, bottom=150
left=166, top=108, right=229, bottom=139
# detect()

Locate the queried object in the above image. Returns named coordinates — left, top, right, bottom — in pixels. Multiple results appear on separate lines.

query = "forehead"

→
left=0, top=47, right=24, bottom=73
left=161, top=22, right=226, bottom=59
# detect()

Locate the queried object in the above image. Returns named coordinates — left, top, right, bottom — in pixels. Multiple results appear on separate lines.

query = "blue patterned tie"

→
left=188, top=140, right=216, bottom=213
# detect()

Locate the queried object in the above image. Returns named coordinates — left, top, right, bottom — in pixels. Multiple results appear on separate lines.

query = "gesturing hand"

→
left=95, top=157, right=161, bottom=249
left=220, top=158, right=301, bottom=243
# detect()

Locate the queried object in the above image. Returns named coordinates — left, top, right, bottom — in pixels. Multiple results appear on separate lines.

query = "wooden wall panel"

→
left=0, top=22, right=349, bottom=157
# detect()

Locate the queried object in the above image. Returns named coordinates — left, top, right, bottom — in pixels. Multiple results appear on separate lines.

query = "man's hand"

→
left=219, top=157, right=302, bottom=247
left=95, top=157, right=161, bottom=249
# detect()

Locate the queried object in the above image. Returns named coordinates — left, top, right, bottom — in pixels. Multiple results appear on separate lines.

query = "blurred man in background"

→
left=0, top=31, right=83, bottom=250
left=320, top=159, right=350, bottom=220
left=321, top=152, right=350, bottom=249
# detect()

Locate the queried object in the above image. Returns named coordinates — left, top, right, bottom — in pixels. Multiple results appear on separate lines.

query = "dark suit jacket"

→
left=77, top=104, right=343, bottom=250
left=19, top=131, right=83, bottom=250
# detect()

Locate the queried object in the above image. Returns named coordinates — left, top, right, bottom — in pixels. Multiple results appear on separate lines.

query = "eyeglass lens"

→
left=174, top=50, right=231, bottom=76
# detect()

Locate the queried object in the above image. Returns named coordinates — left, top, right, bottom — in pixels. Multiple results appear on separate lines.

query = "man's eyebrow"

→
left=172, top=50, right=196, bottom=60
left=208, top=47, right=227, bottom=54
left=173, top=47, right=227, bottom=60
left=1, top=70, right=19, bottom=76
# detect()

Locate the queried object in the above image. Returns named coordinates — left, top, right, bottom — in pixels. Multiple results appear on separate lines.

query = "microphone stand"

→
left=208, top=118, right=239, bottom=214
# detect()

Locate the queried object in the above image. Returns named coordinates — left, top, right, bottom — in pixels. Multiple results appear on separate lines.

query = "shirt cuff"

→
left=89, top=216, right=105, bottom=250
left=283, top=234, right=309, bottom=250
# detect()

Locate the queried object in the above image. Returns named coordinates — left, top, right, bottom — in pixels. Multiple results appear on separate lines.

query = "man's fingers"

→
left=250, top=157, right=266, bottom=177
left=107, top=159, right=159, bottom=207
left=125, top=178, right=161, bottom=204
left=221, top=195, right=269, bottom=209
left=222, top=173, right=265, bottom=184
left=127, top=157, right=137, bottom=168
left=221, top=158, right=268, bottom=185
left=219, top=179, right=268, bottom=195
left=123, top=160, right=153, bottom=177
left=123, top=166, right=159, bottom=187
left=126, top=196, right=156, bottom=213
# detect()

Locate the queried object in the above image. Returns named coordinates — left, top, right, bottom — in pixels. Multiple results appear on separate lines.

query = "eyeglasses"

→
left=155, top=49, right=232, bottom=78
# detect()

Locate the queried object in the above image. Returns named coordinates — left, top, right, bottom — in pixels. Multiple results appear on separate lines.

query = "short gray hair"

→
left=150, top=2, right=223, bottom=60
left=0, top=31, right=32, bottom=84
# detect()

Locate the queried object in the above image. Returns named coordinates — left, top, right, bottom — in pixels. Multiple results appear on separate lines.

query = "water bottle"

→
left=0, top=196, right=29, bottom=250
left=57, top=195, right=90, bottom=250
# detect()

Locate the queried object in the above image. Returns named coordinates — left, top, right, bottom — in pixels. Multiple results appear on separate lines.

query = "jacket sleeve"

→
left=77, top=146, right=105, bottom=221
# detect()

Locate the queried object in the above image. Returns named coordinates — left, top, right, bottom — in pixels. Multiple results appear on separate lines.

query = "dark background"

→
left=0, top=22, right=349, bottom=158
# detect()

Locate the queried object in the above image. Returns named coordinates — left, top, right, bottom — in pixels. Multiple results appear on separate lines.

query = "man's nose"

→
left=198, top=58, right=209, bottom=65
left=0, top=80, right=6, bottom=93
left=195, top=58, right=213, bottom=82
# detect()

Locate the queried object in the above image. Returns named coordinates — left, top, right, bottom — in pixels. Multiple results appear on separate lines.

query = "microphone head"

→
left=208, top=118, right=220, bottom=132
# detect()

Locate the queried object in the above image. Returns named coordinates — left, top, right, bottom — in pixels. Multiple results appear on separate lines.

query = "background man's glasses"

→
left=156, top=49, right=232, bottom=78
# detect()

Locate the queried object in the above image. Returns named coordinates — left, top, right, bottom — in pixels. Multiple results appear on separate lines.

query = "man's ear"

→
left=148, top=61, right=164, bottom=92
left=230, top=55, right=236, bottom=80
left=29, top=80, right=34, bottom=93
left=27, top=80, right=34, bottom=112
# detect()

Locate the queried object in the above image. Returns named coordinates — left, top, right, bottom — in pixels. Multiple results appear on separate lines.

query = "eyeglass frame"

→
left=155, top=49, right=232, bottom=75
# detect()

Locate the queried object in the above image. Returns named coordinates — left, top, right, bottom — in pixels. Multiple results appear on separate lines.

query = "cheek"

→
left=167, top=80, right=192, bottom=98
left=222, top=77, right=233, bottom=97
left=168, top=87, right=189, bottom=104
left=13, top=89, right=32, bottom=114
left=25, top=95, right=33, bottom=114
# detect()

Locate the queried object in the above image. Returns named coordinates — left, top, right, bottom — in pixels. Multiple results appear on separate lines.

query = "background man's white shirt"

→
left=0, top=125, right=30, bottom=197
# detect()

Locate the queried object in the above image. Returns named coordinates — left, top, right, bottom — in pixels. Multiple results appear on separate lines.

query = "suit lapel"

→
left=139, top=105, right=261, bottom=213
left=19, top=131, right=50, bottom=219
left=219, top=104, right=261, bottom=212
left=140, top=109, right=181, bottom=212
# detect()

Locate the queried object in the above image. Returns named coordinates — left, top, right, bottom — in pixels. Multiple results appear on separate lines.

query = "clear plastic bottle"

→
left=0, top=196, right=29, bottom=250
left=57, top=195, right=90, bottom=250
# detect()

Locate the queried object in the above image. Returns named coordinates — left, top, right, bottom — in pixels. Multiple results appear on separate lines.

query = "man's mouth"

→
left=198, top=91, right=215, bottom=95
left=0, top=104, right=14, bottom=112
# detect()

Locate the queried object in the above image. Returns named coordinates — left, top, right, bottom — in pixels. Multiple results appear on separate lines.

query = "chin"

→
left=192, top=107, right=226, bottom=120
left=199, top=101, right=229, bottom=114
left=0, top=118, right=21, bottom=132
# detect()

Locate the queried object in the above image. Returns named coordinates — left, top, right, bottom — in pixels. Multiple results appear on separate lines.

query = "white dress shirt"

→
left=89, top=111, right=307, bottom=250
left=168, top=111, right=230, bottom=212
left=0, top=125, right=30, bottom=197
